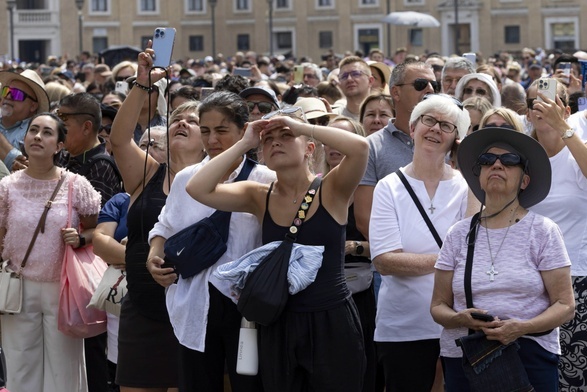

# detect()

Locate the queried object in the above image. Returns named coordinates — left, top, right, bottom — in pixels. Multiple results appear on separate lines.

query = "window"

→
left=319, top=31, right=333, bottom=48
left=504, top=26, right=520, bottom=44
left=141, top=36, right=151, bottom=50
left=360, top=0, right=378, bottom=5
left=237, top=34, right=250, bottom=51
left=276, top=0, right=290, bottom=9
left=317, top=0, right=334, bottom=8
left=91, top=0, right=108, bottom=12
left=189, top=35, right=204, bottom=52
left=140, top=0, right=157, bottom=12
left=404, top=0, right=424, bottom=5
left=276, top=32, right=293, bottom=50
left=187, top=0, right=204, bottom=11
left=550, top=22, right=576, bottom=52
left=410, top=29, right=423, bottom=46
left=93, top=37, right=108, bottom=54
left=236, top=0, right=250, bottom=11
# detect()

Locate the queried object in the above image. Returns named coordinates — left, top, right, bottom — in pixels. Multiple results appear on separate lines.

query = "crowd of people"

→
left=0, top=41, right=585, bottom=392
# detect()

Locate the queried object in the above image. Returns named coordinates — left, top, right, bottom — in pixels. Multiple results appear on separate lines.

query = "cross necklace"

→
left=484, top=206, right=518, bottom=282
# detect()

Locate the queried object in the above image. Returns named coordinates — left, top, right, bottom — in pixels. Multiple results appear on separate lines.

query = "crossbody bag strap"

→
left=285, top=176, right=322, bottom=242
left=395, top=169, right=443, bottom=248
left=20, top=173, right=66, bottom=271
left=464, top=212, right=480, bottom=335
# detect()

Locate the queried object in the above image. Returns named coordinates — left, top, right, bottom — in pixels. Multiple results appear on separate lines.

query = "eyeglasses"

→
left=115, top=76, right=131, bottom=82
left=99, top=124, right=112, bottom=134
left=419, top=114, right=457, bottom=134
left=463, top=87, right=488, bottom=96
left=339, top=70, right=368, bottom=81
left=477, top=152, right=524, bottom=167
left=247, top=101, right=274, bottom=114
left=308, top=116, right=330, bottom=126
left=262, top=106, right=307, bottom=122
left=526, top=98, right=536, bottom=109
left=56, top=109, right=96, bottom=122
left=303, top=73, right=319, bottom=80
left=396, top=78, right=440, bottom=93
left=422, top=93, right=464, bottom=110
left=1, top=86, right=37, bottom=102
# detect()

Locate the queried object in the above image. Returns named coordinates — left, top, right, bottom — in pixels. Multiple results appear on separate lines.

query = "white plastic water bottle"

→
left=236, top=317, right=258, bottom=375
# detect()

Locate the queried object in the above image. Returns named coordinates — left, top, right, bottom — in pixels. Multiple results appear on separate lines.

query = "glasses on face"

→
left=526, top=98, right=536, bottom=109
left=303, top=73, right=319, bottom=80
left=262, top=106, right=307, bottom=122
left=463, top=87, right=488, bottom=96
left=308, top=116, right=330, bottom=126
left=339, top=70, right=368, bottom=82
left=115, top=75, right=132, bottom=82
left=396, top=78, right=440, bottom=93
left=422, top=93, right=464, bottom=110
left=56, top=109, right=96, bottom=122
left=1, top=86, right=38, bottom=102
left=484, top=123, right=515, bottom=130
left=419, top=114, right=457, bottom=134
left=247, top=101, right=274, bottom=114
left=99, top=124, right=112, bottom=134
left=477, top=152, right=523, bottom=167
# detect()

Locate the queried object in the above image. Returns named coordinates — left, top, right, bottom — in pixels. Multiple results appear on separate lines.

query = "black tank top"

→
left=126, top=164, right=168, bottom=321
left=262, top=182, right=350, bottom=312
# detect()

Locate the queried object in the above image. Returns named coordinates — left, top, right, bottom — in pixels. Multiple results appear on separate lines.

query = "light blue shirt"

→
left=0, top=117, right=29, bottom=169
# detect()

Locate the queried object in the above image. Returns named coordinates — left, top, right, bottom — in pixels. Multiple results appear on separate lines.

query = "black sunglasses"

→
left=396, top=78, right=440, bottom=93
left=308, top=116, right=330, bottom=126
left=99, top=124, right=112, bottom=134
left=477, top=152, right=523, bottom=167
left=526, top=98, right=536, bottom=109
left=247, top=101, right=274, bottom=114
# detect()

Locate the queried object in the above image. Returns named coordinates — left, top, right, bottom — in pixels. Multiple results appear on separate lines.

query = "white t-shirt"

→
left=567, top=110, right=587, bottom=140
left=435, top=211, right=570, bottom=357
left=370, top=166, right=468, bottom=342
left=530, top=146, right=587, bottom=276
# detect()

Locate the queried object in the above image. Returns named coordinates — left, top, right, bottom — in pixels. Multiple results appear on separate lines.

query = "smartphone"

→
left=294, top=65, right=304, bottom=84
left=578, top=97, right=587, bottom=112
left=537, top=78, right=557, bottom=103
left=151, top=27, right=176, bottom=69
left=463, top=52, right=476, bottom=66
left=471, top=312, right=494, bottom=322
left=200, top=87, right=214, bottom=100
left=115, top=81, right=129, bottom=94
left=233, top=67, right=252, bottom=77
left=558, top=62, right=572, bottom=84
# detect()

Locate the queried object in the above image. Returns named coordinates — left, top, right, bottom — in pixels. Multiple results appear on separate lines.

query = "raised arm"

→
left=110, top=43, right=168, bottom=196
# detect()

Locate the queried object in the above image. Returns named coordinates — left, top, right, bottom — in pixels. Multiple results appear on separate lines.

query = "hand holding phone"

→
left=471, top=312, right=495, bottom=322
left=293, top=65, right=304, bottom=84
left=537, top=78, right=557, bottom=103
left=151, top=27, right=176, bottom=69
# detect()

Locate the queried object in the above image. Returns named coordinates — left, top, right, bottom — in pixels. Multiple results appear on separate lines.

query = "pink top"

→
left=0, top=170, right=101, bottom=282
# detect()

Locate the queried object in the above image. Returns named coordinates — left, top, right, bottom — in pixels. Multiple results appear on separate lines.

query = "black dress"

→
left=116, top=164, right=180, bottom=388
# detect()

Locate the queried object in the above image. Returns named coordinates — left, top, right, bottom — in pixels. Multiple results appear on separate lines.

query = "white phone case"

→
left=537, top=78, right=557, bottom=102
left=152, top=27, right=176, bottom=69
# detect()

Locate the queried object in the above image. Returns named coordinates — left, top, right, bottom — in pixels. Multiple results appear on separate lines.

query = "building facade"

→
left=2, top=0, right=587, bottom=64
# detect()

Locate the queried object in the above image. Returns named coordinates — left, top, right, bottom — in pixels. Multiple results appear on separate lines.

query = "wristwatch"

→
left=562, top=128, right=575, bottom=139
left=78, top=234, right=86, bottom=247
left=355, top=241, right=364, bottom=255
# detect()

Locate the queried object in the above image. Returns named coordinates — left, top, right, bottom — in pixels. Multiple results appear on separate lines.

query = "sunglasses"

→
left=477, top=152, right=523, bottom=167
left=115, top=76, right=132, bottom=82
left=56, top=109, right=96, bottom=122
left=339, top=70, right=368, bottom=81
left=419, top=114, right=457, bottom=134
left=526, top=98, right=536, bottom=109
left=463, top=87, right=488, bottom=96
left=396, top=78, right=440, bottom=93
left=99, top=124, right=112, bottom=134
left=262, top=106, right=307, bottom=122
left=308, top=116, right=330, bottom=126
left=247, top=101, right=274, bottom=114
left=1, top=86, right=37, bottom=102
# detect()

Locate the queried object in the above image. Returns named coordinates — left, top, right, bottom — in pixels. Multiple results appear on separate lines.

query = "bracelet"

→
left=311, top=124, right=316, bottom=140
left=133, top=81, right=152, bottom=91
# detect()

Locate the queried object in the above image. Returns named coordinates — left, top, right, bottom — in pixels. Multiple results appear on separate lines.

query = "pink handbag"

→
left=57, top=177, right=107, bottom=338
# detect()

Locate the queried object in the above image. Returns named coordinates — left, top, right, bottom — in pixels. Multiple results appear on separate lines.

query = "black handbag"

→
left=164, top=158, right=256, bottom=279
left=237, top=177, right=321, bottom=326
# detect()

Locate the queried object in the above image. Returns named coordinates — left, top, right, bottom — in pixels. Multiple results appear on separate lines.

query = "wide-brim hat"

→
left=457, top=127, right=551, bottom=208
left=0, top=69, right=49, bottom=113
left=295, top=97, right=337, bottom=120
left=367, top=61, right=391, bottom=87
left=454, top=73, right=501, bottom=107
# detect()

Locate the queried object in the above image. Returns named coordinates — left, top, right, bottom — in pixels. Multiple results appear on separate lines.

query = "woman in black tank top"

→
left=186, top=105, right=370, bottom=391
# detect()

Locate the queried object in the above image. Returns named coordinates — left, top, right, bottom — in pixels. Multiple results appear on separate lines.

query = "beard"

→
left=1, top=104, right=13, bottom=118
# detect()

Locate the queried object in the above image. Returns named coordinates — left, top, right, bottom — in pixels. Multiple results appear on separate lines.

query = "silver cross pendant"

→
left=486, top=264, right=499, bottom=282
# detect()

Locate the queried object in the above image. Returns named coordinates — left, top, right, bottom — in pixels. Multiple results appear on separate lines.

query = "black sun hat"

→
left=457, top=127, right=551, bottom=208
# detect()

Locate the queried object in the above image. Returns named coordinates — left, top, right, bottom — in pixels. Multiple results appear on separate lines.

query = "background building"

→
left=2, top=0, right=587, bottom=64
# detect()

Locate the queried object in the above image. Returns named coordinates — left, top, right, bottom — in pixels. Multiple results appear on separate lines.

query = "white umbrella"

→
left=382, top=11, right=440, bottom=28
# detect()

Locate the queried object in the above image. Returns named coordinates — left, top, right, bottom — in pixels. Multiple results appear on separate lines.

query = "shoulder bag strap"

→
left=20, top=173, right=66, bottom=271
left=464, top=212, right=480, bottom=335
left=395, top=169, right=443, bottom=248
left=285, top=176, right=322, bottom=242
left=208, top=157, right=257, bottom=221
